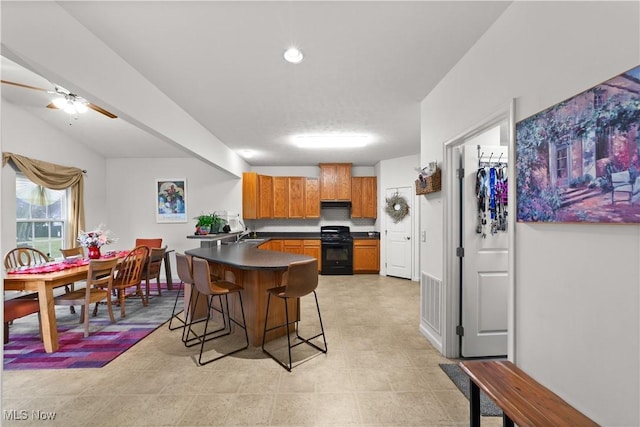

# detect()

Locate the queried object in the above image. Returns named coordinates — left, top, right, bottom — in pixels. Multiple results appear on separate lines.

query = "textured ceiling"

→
left=1, top=1, right=510, bottom=168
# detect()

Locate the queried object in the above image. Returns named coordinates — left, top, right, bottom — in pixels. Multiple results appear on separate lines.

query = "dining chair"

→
left=95, top=245, right=149, bottom=318
left=262, top=258, right=327, bottom=371
left=60, top=246, right=86, bottom=313
left=4, top=247, right=50, bottom=269
left=4, top=247, right=76, bottom=314
left=144, top=246, right=167, bottom=300
left=4, top=297, right=40, bottom=344
left=53, top=258, right=119, bottom=337
left=60, top=246, right=85, bottom=260
left=135, top=238, right=163, bottom=250
left=187, top=257, right=249, bottom=365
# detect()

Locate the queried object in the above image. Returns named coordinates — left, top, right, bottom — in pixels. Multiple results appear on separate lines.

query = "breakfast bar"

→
left=185, top=242, right=314, bottom=347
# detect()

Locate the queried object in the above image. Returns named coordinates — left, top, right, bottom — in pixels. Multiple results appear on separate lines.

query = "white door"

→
left=385, top=186, right=412, bottom=279
left=461, top=132, right=509, bottom=357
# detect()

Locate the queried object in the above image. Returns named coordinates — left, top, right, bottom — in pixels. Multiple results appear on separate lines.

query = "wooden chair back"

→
left=60, top=246, right=84, bottom=259
left=115, top=245, right=149, bottom=288
left=87, top=258, right=118, bottom=295
left=135, top=238, right=163, bottom=249
left=281, top=259, right=319, bottom=298
left=4, top=247, right=51, bottom=269
left=147, top=247, right=167, bottom=276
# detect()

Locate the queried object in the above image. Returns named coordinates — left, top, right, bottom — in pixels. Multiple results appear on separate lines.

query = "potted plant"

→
left=194, top=212, right=227, bottom=235
left=194, top=213, right=214, bottom=235
left=210, top=212, right=226, bottom=234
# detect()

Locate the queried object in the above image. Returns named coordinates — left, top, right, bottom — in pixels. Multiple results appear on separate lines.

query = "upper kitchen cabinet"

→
left=320, top=163, right=352, bottom=201
left=273, top=176, right=289, bottom=219
left=351, top=176, right=377, bottom=219
left=304, top=177, right=320, bottom=218
left=287, top=177, right=305, bottom=219
left=243, top=173, right=320, bottom=220
left=242, top=172, right=274, bottom=219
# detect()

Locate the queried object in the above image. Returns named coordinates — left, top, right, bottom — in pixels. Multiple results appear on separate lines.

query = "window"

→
left=15, top=174, right=67, bottom=258
left=556, top=146, right=568, bottom=179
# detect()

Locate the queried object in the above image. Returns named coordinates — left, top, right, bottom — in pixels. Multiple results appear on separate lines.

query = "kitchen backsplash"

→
left=245, top=208, right=376, bottom=233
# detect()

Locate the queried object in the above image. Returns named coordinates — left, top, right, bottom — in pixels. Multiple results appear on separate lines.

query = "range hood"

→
left=320, top=200, right=352, bottom=209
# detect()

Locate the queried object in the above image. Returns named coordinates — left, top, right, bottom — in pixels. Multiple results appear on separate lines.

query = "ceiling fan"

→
left=1, top=79, right=117, bottom=119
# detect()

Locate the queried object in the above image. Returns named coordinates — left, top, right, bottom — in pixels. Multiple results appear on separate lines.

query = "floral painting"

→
left=516, top=65, right=640, bottom=223
left=156, top=179, right=187, bottom=223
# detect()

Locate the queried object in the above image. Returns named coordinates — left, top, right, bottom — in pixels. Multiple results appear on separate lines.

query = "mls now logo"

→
left=4, top=410, right=57, bottom=421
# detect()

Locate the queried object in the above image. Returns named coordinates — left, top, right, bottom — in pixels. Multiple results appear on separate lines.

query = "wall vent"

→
left=421, top=272, right=443, bottom=334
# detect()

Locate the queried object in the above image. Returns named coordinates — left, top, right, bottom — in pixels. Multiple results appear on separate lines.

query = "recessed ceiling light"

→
left=293, top=134, right=371, bottom=149
left=283, top=47, right=304, bottom=64
left=240, top=149, right=254, bottom=158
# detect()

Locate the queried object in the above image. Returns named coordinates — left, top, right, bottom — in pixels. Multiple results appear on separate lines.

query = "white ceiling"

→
left=1, top=1, right=510, bottom=168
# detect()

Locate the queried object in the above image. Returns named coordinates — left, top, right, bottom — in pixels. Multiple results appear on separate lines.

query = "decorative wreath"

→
left=385, top=193, right=410, bottom=223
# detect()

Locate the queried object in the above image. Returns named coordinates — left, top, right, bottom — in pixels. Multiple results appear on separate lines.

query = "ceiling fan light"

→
left=74, top=101, right=88, bottom=114
left=52, top=97, right=67, bottom=109
left=63, top=102, right=77, bottom=115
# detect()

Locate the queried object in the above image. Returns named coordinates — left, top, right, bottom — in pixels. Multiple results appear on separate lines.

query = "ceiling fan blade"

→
left=1, top=79, right=48, bottom=92
left=87, top=103, right=117, bottom=119
left=3, top=79, right=117, bottom=119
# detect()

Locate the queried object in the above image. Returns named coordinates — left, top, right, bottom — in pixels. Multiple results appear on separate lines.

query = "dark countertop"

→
left=185, top=243, right=313, bottom=271
left=186, top=231, right=380, bottom=242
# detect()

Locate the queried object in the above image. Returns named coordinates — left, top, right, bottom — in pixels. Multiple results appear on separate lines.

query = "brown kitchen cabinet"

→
left=303, top=239, right=321, bottom=272
left=273, top=176, right=289, bottom=218
left=258, top=239, right=284, bottom=252
left=244, top=173, right=320, bottom=220
left=351, top=176, right=377, bottom=219
left=287, top=177, right=305, bottom=219
left=242, top=172, right=274, bottom=219
left=304, top=177, right=320, bottom=218
left=353, top=239, right=380, bottom=273
left=283, top=239, right=304, bottom=255
left=320, top=163, right=352, bottom=201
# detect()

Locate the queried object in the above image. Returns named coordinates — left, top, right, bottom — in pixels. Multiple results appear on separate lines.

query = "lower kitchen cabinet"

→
left=353, top=239, right=380, bottom=273
left=283, top=240, right=304, bottom=255
left=303, top=240, right=321, bottom=272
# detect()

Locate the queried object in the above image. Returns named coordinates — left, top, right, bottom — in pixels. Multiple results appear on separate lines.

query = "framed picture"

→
left=155, top=179, right=187, bottom=223
left=516, top=65, right=640, bottom=224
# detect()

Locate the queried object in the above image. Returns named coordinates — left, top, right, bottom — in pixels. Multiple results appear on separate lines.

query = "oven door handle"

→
left=321, top=241, right=353, bottom=246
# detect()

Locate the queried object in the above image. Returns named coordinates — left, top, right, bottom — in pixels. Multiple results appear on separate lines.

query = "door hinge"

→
left=456, top=168, right=464, bottom=179
left=456, top=247, right=464, bottom=258
left=456, top=325, right=464, bottom=336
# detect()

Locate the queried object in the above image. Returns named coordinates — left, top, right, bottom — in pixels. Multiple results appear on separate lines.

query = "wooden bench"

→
left=459, top=360, right=599, bottom=427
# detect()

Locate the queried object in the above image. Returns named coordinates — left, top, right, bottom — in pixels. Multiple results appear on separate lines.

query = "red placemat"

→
left=7, top=259, right=89, bottom=275
left=6, top=250, right=131, bottom=275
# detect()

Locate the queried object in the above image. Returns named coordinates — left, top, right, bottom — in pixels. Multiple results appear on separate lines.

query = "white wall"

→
left=105, top=157, right=243, bottom=273
left=420, top=2, right=639, bottom=425
left=1, top=101, right=108, bottom=259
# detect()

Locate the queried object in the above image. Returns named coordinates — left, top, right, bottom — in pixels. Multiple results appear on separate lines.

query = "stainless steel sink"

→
left=238, top=238, right=266, bottom=244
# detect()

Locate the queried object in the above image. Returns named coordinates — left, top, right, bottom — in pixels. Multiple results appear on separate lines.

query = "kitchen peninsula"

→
left=185, top=242, right=313, bottom=346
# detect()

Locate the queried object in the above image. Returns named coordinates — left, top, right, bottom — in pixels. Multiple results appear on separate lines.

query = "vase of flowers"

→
left=77, top=224, right=117, bottom=259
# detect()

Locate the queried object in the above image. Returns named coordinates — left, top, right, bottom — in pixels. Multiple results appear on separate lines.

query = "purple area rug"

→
left=3, top=283, right=181, bottom=370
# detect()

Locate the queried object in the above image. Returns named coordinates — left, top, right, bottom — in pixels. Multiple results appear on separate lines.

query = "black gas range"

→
left=320, top=225, right=353, bottom=275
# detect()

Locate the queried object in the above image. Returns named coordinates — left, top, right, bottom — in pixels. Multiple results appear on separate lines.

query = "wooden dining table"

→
left=4, top=263, right=93, bottom=353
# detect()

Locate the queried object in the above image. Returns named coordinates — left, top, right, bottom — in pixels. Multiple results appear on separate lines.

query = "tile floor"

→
left=2, top=274, right=501, bottom=426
